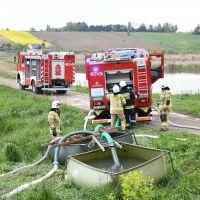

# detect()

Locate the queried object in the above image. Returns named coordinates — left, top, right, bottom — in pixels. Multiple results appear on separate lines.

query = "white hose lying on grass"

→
left=84, top=109, right=95, bottom=130
left=152, top=106, right=200, bottom=131
left=0, top=146, right=51, bottom=179
left=168, top=120, right=200, bottom=130
left=2, top=161, right=59, bottom=199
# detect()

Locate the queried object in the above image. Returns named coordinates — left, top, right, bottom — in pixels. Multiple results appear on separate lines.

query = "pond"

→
left=153, top=73, right=200, bottom=94
left=74, top=73, right=200, bottom=94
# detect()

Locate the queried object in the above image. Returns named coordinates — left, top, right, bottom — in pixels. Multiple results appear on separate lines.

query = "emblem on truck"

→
left=55, top=64, right=61, bottom=76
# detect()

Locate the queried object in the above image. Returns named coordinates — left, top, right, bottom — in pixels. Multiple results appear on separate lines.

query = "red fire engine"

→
left=16, top=50, right=75, bottom=93
left=85, top=48, right=164, bottom=123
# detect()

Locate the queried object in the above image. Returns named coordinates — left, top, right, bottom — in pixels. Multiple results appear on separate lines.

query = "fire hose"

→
left=152, top=106, right=200, bottom=131
left=2, top=131, right=95, bottom=199
left=0, top=145, right=51, bottom=179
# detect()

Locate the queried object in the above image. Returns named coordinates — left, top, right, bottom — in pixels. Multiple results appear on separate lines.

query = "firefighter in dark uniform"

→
left=158, top=84, right=172, bottom=131
left=48, top=100, right=62, bottom=138
left=119, top=81, right=136, bottom=127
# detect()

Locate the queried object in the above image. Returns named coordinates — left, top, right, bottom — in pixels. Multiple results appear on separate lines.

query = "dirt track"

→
left=0, top=76, right=199, bottom=135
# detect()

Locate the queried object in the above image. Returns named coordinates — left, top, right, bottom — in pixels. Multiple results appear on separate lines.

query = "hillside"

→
left=31, top=32, right=200, bottom=53
left=131, top=32, right=200, bottom=53
left=31, top=31, right=165, bottom=51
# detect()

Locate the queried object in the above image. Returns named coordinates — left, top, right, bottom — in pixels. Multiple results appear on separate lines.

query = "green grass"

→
left=131, top=32, right=200, bottom=53
left=0, top=56, right=16, bottom=79
left=0, top=70, right=16, bottom=79
left=153, top=94, right=200, bottom=118
left=0, top=85, right=200, bottom=200
left=71, top=85, right=88, bottom=93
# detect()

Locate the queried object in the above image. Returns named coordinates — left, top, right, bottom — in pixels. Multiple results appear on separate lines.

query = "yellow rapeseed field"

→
left=0, top=30, right=50, bottom=47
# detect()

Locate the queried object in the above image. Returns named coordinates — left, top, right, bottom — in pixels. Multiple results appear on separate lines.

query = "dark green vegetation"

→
left=165, top=64, right=200, bottom=74
left=71, top=85, right=88, bottom=93
left=131, top=32, right=200, bottom=53
left=0, top=56, right=16, bottom=79
left=45, top=22, right=177, bottom=33
left=153, top=94, right=200, bottom=118
left=0, top=85, right=200, bottom=200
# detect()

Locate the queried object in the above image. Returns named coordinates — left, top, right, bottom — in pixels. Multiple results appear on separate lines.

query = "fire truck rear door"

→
left=149, top=53, right=164, bottom=83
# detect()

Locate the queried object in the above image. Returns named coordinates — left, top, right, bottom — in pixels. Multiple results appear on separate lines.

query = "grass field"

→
left=0, top=85, right=200, bottom=200
left=153, top=94, right=200, bottom=118
left=31, top=31, right=200, bottom=53
left=131, top=32, right=200, bottom=53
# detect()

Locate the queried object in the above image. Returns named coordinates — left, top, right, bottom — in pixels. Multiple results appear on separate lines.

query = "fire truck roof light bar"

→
left=48, top=52, right=74, bottom=56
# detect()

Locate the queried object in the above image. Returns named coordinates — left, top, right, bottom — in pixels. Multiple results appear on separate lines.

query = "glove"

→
left=157, top=102, right=160, bottom=106
left=51, top=128, right=57, bottom=136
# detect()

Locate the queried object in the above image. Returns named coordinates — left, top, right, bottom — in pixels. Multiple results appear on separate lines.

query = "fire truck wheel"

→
left=19, top=83, right=25, bottom=90
left=18, top=80, right=25, bottom=90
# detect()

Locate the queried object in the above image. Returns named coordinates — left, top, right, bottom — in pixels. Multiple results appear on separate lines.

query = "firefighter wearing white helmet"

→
left=158, top=84, right=172, bottom=131
left=48, top=100, right=62, bottom=137
left=107, top=84, right=126, bottom=131
left=119, top=81, right=136, bottom=127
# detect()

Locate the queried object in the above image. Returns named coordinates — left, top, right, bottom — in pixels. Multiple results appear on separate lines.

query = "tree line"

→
left=45, top=22, right=178, bottom=33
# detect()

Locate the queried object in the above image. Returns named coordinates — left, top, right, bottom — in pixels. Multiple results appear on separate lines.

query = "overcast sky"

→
left=0, top=0, right=199, bottom=31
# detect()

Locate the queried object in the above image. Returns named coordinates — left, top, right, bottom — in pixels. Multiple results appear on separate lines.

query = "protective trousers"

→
left=111, top=113, right=126, bottom=131
left=160, top=113, right=168, bottom=131
left=124, top=108, right=136, bottom=125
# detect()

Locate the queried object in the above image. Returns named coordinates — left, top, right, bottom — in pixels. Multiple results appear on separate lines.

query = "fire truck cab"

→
left=85, top=48, right=164, bottom=123
left=16, top=50, right=75, bottom=94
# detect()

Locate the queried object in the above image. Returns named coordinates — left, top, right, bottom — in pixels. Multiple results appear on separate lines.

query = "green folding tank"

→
left=66, top=143, right=168, bottom=187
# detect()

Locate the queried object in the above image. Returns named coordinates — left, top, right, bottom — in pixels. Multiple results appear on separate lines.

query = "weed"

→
left=2, top=143, right=22, bottom=162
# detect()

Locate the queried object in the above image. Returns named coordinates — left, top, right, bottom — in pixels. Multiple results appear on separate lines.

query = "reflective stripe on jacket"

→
left=48, top=110, right=62, bottom=130
left=107, top=93, right=126, bottom=114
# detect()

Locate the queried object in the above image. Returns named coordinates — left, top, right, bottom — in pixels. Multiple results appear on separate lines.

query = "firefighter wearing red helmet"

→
left=107, top=85, right=126, bottom=131
left=48, top=100, right=62, bottom=137
left=158, top=84, right=172, bottom=131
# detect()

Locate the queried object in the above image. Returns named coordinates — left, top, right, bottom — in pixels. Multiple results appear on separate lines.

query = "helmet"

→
left=161, top=84, right=168, bottom=89
left=119, top=81, right=127, bottom=88
left=112, top=85, right=120, bottom=94
left=51, top=100, right=61, bottom=109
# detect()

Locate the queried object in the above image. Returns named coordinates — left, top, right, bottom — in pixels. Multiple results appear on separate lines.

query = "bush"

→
left=120, top=171, right=154, bottom=200
left=2, top=143, right=22, bottom=162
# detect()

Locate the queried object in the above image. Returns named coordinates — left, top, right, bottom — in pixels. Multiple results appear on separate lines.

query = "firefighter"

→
left=48, top=100, right=62, bottom=138
left=119, top=81, right=136, bottom=127
left=158, top=84, right=172, bottom=131
left=107, top=84, right=126, bottom=131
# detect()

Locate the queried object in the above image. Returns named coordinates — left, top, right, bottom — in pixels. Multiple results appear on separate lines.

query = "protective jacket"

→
left=48, top=109, right=62, bottom=136
left=159, top=89, right=172, bottom=114
left=159, top=89, right=172, bottom=131
left=120, top=86, right=135, bottom=109
left=107, top=93, right=126, bottom=114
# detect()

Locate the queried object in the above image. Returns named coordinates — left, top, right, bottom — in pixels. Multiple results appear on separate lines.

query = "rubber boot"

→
left=160, top=121, right=168, bottom=131
left=121, top=120, right=126, bottom=131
